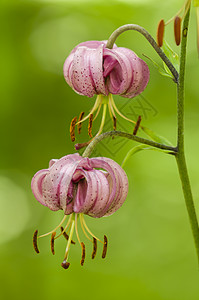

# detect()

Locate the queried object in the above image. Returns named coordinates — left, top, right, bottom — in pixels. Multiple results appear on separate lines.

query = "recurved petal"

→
left=89, top=157, right=117, bottom=217
left=103, top=48, right=133, bottom=95
left=86, top=170, right=110, bottom=217
left=31, top=169, right=49, bottom=207
left=70, top=44, right=106, bottom=97
left=116, top=47, right=149, bottom=98
left=101, top=157, right=128, bottom=216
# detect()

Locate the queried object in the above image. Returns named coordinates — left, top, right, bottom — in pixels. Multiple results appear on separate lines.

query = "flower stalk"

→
left=175, top=8, right=199, bottom=264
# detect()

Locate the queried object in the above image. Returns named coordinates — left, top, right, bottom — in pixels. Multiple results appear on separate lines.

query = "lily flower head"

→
left=63, top=41, right=149, bottom=145
left=31, top=153, right=128, bottom=269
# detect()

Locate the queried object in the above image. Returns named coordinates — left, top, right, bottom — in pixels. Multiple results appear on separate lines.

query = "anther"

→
left=174, top=16, right=182, bottom=46
left=88, top=114, right=93, bottom=138
left=157, top=19, right=165, bottom=47
left=51, top=232, right=56, bottom=255
left=70, top=116, right=77, bottom=142
left=33, top=230, right=40, bottom=254
left=102, top=235, right=108, bottom=259
left=78, top=112, right=85, bottom=134
left=61, top=260, right=70, bottom=269
left=133, top=115, right=142, bottom=136
left=60, top=227, right=76, bottom=244
left=80, top=242, right=86, bottom=266
left=92, top=237, right=97, bottom=259
left=113, top=116, right=117, bottom=131
left=75, top=141, right=90, bottom=150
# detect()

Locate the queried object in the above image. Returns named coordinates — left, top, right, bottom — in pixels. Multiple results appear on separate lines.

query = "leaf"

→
left=162, top=40, right=179, bottom=74
left=121, top=144, right=170, bottom=168
left=143, top=54, right=173, bottom=79
left=141, top=126, right=174, bottom=146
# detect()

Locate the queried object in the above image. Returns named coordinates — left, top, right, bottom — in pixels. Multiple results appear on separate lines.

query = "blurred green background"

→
left=0, top=0, right=199, bottom=299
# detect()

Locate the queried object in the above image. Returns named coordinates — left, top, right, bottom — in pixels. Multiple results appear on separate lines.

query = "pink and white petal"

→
left=73, top=169, right=98, bottom=213
left=31, top=169, right=49, bottom=207
left=101, top=157, right=128, bottom=216
left=89, top=157, right=117, bottom=215
left=103, top=48, right=132, bottom=95
left=87, top=170, right=110, bottom=217
left=116, top=48, right=149, bottom=98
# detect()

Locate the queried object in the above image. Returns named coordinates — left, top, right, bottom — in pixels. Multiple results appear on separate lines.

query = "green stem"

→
left=82, top=131, right=177, bottom=157
left=106, top=24, right=179, bottom=82
left=176, top=8, right=199, bottom=264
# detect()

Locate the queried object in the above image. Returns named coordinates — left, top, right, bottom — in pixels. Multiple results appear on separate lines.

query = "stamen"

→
left=61, top=261, right=70, bottom=269
left=62, top=216, right=75, bottom=266
left=95, top=103, right=107, bottom=137
left=80, top=214, right=92, bottom=242
left=33, top=230, right=40, bottom=254
left=76, top=95, right=102, bottom=125
left=51, top=232, right=56, bottom=255
left=92, top=237, right=97, bottom=259
left=55, top=214, right=72, bottom=240
left=70, top=116, right=77, bottom=142
left=88, top=114, right=93, bottom=138
left=77, top=112, right=85, bottom=134
left=109, top=94, right=135, bottom=124
left=102, top=235, right=108, bottom=259
left=80, top=214, right=103, bottom=244
left=93, top=102, right=102, bottom=121
left=75, top=141, right=91, bottom=150
left=80, top=242, right=86, bottom=266
left=39, top=215, right=67, bottom=239
left=133, top=115, right=142, bottom=135
left=60, top=226, right=75, bottom=244
left=113, top=116, right=117, bottom=131
left=157, top=19, right=165, bottom=47
left=174, top=16, right=182, bottom=46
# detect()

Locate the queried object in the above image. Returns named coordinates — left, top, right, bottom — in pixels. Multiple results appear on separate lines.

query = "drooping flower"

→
left=63, top=41, right=149, bottom=144
left=31, top=153, right=128, bottom=269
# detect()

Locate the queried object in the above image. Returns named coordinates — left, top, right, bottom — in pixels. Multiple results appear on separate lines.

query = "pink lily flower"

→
left=63, top=41, right=150, bottom=143
left=31, top=153, right=128, bottom=269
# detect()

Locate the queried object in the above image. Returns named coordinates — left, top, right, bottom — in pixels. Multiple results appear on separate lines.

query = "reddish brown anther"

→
left=102, top=235, right=108, bottom=259
left=174, top=16, right=182, bottom=46
left=78, top=112, right=85, bottom=134
left=92, top=237, right=97, bottom=259
left=70, top=116, right=77, bottom=142
left=133, top=115, right=142, bottom=136
left=80, top=242, right=86, bottom=266
left=33, top=230, right=40, bottom=254
left=51, top=232, right=56, bottom=255
left=60, top=227, right=75, bottom=244
left=113, top=116, right=117, bottom=131
left=88, top=114, right=93, bottom=138
left=157, top=19, right=165, bottom=47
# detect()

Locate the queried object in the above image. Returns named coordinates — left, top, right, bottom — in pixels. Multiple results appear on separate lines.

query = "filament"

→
left=93, top=102, right=102, bottom=121
left=63, top=217, right=75, bottom=262
left=109, top=94, right=135, bottom=124
left=38, top=214, right=67, bottom=239
left=55, top=214, right=72, bottom=240
left=76, top=95, right=101, bottom=125
left=80, top=214, right=103, bottom=244
left=88, top=114, right=93, bottom=138
left=60, top=226, right=75, bottom=244
left=95, top=103, right=107, bottom=137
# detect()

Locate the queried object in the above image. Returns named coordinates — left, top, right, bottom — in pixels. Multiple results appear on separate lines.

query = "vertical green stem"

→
left=176, top=8, right=199, bottom=264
